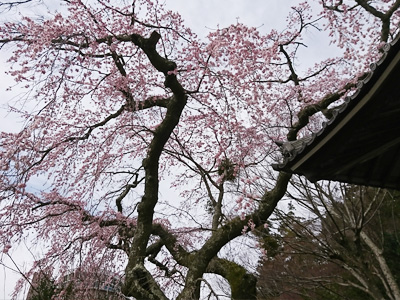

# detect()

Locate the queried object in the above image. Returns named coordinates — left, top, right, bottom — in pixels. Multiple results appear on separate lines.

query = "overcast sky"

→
left=166, top=0, right=299, bottom=34
left=0, top=1, right=330, bottom=299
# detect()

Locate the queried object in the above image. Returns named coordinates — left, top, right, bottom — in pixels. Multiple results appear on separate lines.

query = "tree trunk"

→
left=360, top=231, right=400, bottom=300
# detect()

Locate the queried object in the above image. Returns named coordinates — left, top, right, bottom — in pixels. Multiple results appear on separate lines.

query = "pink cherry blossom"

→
left=0, top=0, right=399, bottom=299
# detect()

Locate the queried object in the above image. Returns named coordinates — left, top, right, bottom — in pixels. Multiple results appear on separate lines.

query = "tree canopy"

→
left=0, top=0, right=399, bottom=299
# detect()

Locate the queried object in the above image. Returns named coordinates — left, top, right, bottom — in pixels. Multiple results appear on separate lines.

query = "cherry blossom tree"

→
left=0, top=0, right=399, bottom=299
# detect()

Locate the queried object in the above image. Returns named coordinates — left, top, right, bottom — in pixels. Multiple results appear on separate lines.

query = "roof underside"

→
left=274, top=38, right=400, bottom=190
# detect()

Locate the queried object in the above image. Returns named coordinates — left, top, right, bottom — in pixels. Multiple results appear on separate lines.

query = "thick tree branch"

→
left=177, top=171, right=291, bottom=299
left=287, top=80, right=357, bottom=141
left=151, top=224, right=191, bottom=265
left=207, top=257, right=257, bottom=300
left=122, top=30, right=187, bottom=299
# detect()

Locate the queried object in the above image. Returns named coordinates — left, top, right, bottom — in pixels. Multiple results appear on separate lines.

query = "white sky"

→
left=0, top=1, right=333, bottom=299
left=166, top=0, right=297, bottom=34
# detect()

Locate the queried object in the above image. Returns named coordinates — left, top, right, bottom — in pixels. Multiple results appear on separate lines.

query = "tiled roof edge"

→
left=273, top=34, right=400, bottom=171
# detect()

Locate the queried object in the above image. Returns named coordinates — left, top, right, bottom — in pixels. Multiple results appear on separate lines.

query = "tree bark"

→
left=207, top=258, right=257, bottom=300
left=360, top=231, right=400, bottom=300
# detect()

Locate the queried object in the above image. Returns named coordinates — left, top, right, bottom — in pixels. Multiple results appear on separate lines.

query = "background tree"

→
left=257, top=180, right=400, bottom=300
left=0, top=0, right=399, bottom=299
left=25, top=271, right=55, bottom=300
